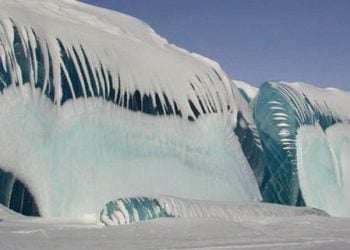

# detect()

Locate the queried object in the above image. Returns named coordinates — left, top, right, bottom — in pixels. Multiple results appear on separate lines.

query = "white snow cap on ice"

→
left=233, top=80, right=259, bottom=100
left=0, top=0, right=239, bottom=119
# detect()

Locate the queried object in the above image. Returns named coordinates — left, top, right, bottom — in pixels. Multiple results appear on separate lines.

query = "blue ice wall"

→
left=254, top=82, right=349, bottom=206
left=1, top=0, right=350, bottom=218
left=0, top=21, right=261, bottom=217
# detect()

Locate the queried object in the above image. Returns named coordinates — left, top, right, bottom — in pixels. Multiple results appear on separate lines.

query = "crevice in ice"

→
left=234, top=111, right=265, bottom=185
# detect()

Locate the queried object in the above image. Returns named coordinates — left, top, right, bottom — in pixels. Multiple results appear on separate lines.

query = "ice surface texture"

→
left=1, top=0, right=350, bottom=218
left=297, top=124, right=350, bottom=216
left=254, top=81, right=350, bottom=214
left=100, top=195, right=328, bottom=226
left=0, top=0, right=261, bottom=217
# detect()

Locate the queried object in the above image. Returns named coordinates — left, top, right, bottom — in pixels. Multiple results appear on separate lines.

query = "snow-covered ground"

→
left=2, top=204, right=350, bottom=250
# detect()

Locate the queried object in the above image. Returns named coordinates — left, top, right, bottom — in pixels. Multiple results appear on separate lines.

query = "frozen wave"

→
left=1, top=0, right=350, bottom=219
left=100, top=195, right=328, bottom=226
left=0, top=84, right=260, bottom=217
left=0, top=0, right=264, bottom=217
left=254, top=81, right=350, bottom=207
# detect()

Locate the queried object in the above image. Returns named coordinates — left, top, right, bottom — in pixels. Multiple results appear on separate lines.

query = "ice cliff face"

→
left=0, top=0, right=349, bottom=218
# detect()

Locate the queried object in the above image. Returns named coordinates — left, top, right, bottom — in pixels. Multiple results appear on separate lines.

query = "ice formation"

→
left=0, top=0, right=261, bottom=217
left=0, top=0, right=349, bottom=219
left=233, top=80, right=258, bottom=103
left=100, top=195, right=328, bottom=226
left=297, top=124, right=350, bottom=216
left=254, top=81, right=350, bottom=215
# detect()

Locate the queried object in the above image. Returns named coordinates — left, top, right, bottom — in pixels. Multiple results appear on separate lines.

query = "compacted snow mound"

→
left=100, top=195, right=328, bottom=226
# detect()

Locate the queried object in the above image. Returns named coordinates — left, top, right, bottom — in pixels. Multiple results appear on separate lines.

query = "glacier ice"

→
left=0, top=0, right=261, bottom=217
left=254, top=81, right=350, bottom=214
left=0, top=84, right=263, bottom=217
left=1, top=0, right=350, bottom=219
left=100, top=195, right=328, bottom=226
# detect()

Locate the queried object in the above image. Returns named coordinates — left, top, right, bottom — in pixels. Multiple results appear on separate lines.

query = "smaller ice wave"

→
left=100, top=195, right=328, bottom=226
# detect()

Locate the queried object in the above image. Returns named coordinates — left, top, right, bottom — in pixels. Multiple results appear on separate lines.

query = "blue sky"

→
left=80, top=0, right=350, bottom=91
